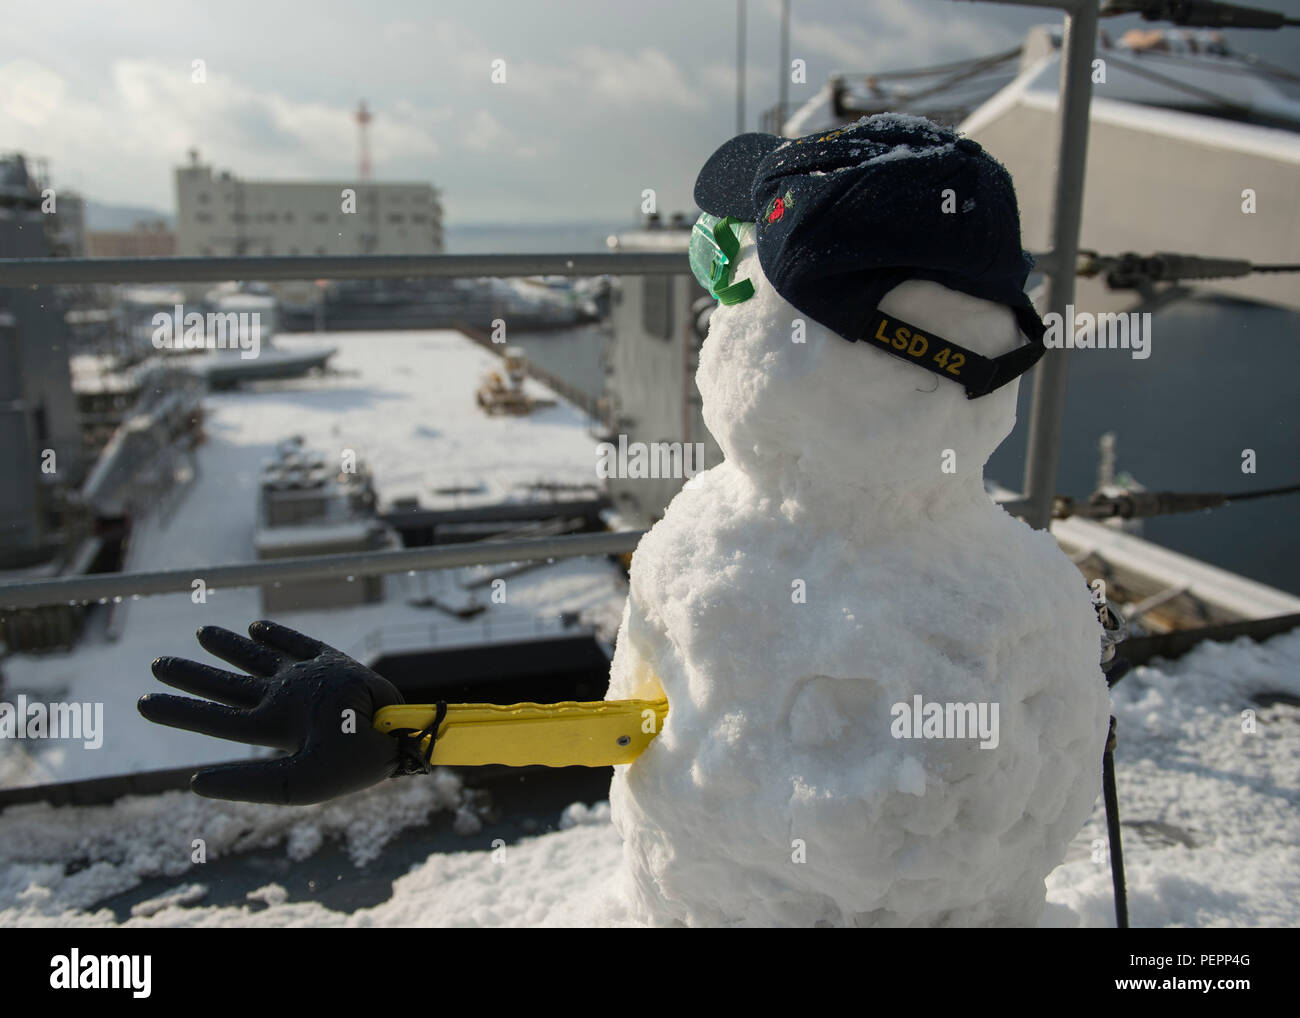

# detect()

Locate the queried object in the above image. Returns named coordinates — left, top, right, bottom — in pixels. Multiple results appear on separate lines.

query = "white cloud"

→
left=461, top=109, right=508, bottom=152
left=0, top=1, right=1034, bottom=221
left=0, top=57, right=446, bottom=204
left=564, top=47, right=705, bottom=111
left=0, top=59, right=67, bottom=128
left=788, top=0, right=1008, bottom=72
left=698, top=63, right=768, bottom=104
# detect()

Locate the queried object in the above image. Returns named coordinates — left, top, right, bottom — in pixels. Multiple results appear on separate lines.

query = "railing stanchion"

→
left=1021, top=0, right=1099, bottom=530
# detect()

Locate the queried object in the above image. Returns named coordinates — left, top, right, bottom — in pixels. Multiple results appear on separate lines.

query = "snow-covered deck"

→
left=2, top=627, right=1297, bottom=927
left=1, top=328, right=628, bottom=788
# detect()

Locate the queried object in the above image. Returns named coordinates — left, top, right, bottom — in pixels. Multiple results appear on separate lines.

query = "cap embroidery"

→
left=764, top=189, right=795, bottom=224
left=796, top=127, right=852, bottom=146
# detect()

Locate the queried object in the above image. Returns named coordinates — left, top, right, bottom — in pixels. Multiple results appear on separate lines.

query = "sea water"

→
left=987, top=297, right=1300, bottom=597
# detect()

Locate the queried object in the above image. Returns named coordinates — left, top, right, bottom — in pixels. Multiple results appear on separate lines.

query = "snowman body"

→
left=604, top=237, right=1110, bottom=927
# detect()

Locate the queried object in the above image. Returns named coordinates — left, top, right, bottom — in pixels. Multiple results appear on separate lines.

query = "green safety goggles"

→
left=689, top=213, right=755, bottom=305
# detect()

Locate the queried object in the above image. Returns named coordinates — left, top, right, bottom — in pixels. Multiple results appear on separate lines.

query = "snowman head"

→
left=696, top=225, right=1024, bottom=503
left=690, top=115, right=1044, bottom=508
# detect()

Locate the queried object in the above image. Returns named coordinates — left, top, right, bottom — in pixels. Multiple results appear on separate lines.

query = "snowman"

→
left=139, top=114, right=1110, bottom=929
left=602, top=115, right=1111, bottom=926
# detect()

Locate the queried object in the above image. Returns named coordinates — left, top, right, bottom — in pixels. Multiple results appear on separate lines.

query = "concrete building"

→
left=86, top=221, right=176, bottom=258
left=174, top=150, right=443, bottom=259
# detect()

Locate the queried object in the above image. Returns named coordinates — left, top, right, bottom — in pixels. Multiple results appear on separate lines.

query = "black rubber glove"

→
left=138, top=620, right=414, bottom=805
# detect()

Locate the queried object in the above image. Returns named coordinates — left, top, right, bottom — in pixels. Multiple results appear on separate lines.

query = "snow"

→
left=1045, top=629, right=1300, bottom=928
left=0, top=769, right=468, bottom=923
left=1049, top=505, right=1300, bottom=621
left=131, top=883, right=208, bottom=918
left=253, top=520, right=378, bottom=551
left=603, top=235, right=1112, bottom=926
left=865, top=141, right=955, bottom=165
left=3, top=280, right=1294, bottom=927
left=70, top=353, right=139, bottom=394
left=3, top=628, right=1295, bottom=927
left=1, top=328, right=627, bottom=787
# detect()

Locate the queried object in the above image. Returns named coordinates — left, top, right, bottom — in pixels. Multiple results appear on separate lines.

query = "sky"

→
left=2, top=0, right=1298, bottom=225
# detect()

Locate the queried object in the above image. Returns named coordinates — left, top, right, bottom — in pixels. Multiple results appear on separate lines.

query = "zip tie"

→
left=392, top=701, right=449, bottom=775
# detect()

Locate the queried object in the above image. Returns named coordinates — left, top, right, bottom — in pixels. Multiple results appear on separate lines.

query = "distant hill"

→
left=84, top=199, right=174, bottom=232
left=444, top=220, right=631, bottom=254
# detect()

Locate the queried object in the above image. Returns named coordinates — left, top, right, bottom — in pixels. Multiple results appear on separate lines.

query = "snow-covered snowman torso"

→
left=604, top=233, right=1110, bottom=927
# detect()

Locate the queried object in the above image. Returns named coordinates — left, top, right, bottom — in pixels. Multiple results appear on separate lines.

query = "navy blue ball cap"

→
left=694, top=132, right=787, bottom=221
left=693, top=114, right=1046, bottom=396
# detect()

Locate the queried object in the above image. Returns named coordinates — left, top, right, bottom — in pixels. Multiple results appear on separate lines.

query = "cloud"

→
left=380, top=17, right=704, bottom=114
left=461, top=109, right=507, bottom=152
left=697, top=63, right=768, bottom=103
left=563, top=47, right=705, bottom=111
left=0, top=59, right=67, bottom=128
left=0, top=57, right=446, bottom=204
left=0, top=2, right=1026, bottom=221
left=787, top=0, right=1009, bottom=72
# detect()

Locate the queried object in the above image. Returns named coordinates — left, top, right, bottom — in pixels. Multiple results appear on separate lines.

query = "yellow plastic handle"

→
left=373, top=698, right=670, bottom=767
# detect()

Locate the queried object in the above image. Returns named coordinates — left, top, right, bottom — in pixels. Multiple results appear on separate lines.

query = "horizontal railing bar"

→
left=1, top=491, right=1031, bottom=608
left=0, top=252, right=684, bottom=286
left=0, top=249, right=1057, bottom=287
left=0, top=530, right=645, bottom=609
left=970, top=0, right=1083, bottom=10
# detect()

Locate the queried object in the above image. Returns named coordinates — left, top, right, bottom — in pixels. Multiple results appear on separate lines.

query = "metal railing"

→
left=0, top=0, right=1144, bottom=601
left=983, top=0, right=1099, bottom=531
left=0, top=252, right=686, bottom=286
left=0, top=531, right=644, bottom=610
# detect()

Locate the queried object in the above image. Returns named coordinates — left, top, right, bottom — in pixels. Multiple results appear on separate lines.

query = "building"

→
left=0, top=155, right=87, bottom=572
left=600, top=214, right=722, bottom=527
left=0, top=153, right=86, bottom=256
left=174, top=149, right=443, bottom=259
left=86, top=221, right=176, bottom=258
left=0, top=155, right=96, bottom=651
left=254, top=437, right=397, bottom=613
left=46, top=189, right=86, bottom=258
